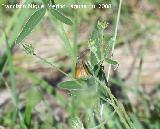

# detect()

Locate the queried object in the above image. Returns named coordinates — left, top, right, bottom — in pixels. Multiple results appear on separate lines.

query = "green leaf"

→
left=50, top=9, right=73, bottom=25
left=16, top=8, right=46, bottom=44
left=104, top=37, right=114, bottom=58
left=25, top=87, right=43, bottom=108
left=131, top=114, right=143, bottom=129
left=89, top=31, right=101, bottom=62
left=105, top=58, right=119, bottom=66
left=41, top=0, right=51, bottom=8
left=59, top=80, right=83, bottom=90
left=41, top=0, right=72, bottom=25
left=18, top=112, right=28, bottom=129
left=24, top=105, right=32, bottom=128
left=24, top=87, right=42, bottom=128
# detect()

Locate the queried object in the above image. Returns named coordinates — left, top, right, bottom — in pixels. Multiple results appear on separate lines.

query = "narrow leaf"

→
left=24, top=105, right=32, bottom=128
left=16, top=8, right=46, bottom=44
left=25, top=87, right=42, bottom=108
left=18, top=112, right=28, bottom=129
left=50, top=9, right=73, bottom=25
left=59, top=80, right=82, bottom=90
left=24, top=87, right=42, bottom=128
left=105, top=58, right=119, bottom=66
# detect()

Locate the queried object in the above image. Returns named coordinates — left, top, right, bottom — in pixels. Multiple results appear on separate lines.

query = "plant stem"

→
left=107, top=0, right=122, bottom=82
left=34, top=54, right=69, bottom=78
left=73, top=7, right=78, bottom=78
left=5, top=34, right=19, bottom=129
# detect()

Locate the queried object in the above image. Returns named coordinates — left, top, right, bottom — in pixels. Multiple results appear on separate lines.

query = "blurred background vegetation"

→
left=0, top=0, right=160, bottom=129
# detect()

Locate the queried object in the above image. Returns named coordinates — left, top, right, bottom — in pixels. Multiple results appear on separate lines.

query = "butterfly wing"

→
left=75, top=63, right=81, bottom=79
left=75, top=61, right=89, bottom=79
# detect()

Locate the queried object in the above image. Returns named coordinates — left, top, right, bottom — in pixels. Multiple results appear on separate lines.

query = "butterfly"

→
left=75, top=60, right=90, bottom=79
left=75, top=49, right=90, bottom=79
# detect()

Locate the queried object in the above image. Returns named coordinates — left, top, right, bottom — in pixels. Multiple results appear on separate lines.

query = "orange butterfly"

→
left=75, top=60, right=89, bottom=79
left=75, top=49, right=90, bottom=79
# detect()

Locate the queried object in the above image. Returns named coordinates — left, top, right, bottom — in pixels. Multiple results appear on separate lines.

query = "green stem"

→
left=5, top=34, right=19, bottom=129
left=59, top=23, right=76, bottom=77
left=72, top=8, right=78, bottom=77
left=107, top=0, right=122, bottom=82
